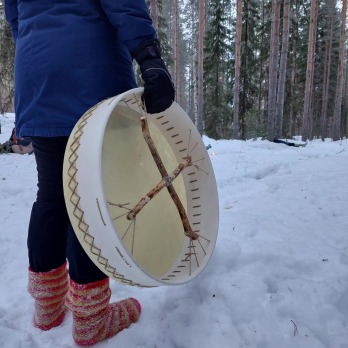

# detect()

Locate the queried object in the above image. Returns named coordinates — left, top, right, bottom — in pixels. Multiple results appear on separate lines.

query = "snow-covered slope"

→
left=0, top=118, right=347, bottom=348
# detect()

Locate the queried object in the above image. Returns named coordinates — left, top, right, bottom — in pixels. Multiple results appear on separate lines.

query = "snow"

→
left=0, top=115, right=347, bottom=348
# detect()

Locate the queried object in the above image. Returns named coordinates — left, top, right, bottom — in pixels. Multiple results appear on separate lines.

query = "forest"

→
left=0, top=2, right=347, bottom=346
left=0, top=0, right=347, bottom=141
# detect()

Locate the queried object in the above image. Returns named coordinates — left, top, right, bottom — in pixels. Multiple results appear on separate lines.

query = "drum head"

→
left=103, top=104, right=187, bottom=278
left=63, top=88, right=219, bottom=287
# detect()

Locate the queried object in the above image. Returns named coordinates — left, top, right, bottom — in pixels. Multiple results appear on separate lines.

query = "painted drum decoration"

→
left=63, top=88, right=219, bottom=287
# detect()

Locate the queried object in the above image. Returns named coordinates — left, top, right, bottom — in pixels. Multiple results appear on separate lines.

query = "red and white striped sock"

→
left=66, top=277, right=141, bottom=346
left=27, top=261, right=69, bottom=331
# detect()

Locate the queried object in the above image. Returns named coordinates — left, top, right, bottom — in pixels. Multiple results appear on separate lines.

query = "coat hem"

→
left=18, top=126, right=75, bottom=138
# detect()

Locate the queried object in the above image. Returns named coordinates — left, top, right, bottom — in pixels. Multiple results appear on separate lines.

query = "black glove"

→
left=133, top=39, right=175, bottom=114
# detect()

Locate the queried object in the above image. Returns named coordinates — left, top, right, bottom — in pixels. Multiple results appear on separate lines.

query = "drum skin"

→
left=63, top=88, right=219, bottom=287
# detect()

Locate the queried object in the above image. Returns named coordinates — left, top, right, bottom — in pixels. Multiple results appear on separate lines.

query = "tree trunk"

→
left=215, top=54, right=220, bottom=137
left=149, top=0, right=158, bottom=32
left=178, top=42, right=182, bottom=107
left=197, top=0, right=204, bottom=136
left=275, top=0, right=290, bottom=138
left=204, top=0, right=208, bottom=36
left=0, top=85, right=3, bottom=115
left=258, top=0, right=264, bottom=113
left=302, top=0, right=317, bottom=141
left=174, top=0, right=181, bottom=105
left=168, top=0, right=173, bottom=77
left=289, top=0, right=298, bottom=137
left=308, top=0, right=319, bottom=140
left=190, top=41, right=195, bottom=123
left=267, top=0, right=281, bottom=141
left=188, top=1, right=196, bottom=123
left=233, top=0, right=243, bottom=139
left=332, top=0, right=347, bottom=141
left=320, top=19, right=329, bottom=137
left=222, top=56, right=226, bottom=137
left=241, top=0, right=249, bottom=140
left=344, top=50, right=348, bottom=137
left=321, top=0, right=335, bottom=141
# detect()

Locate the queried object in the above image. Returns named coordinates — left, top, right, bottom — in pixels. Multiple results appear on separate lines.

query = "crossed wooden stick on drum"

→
left=126, top=116, right=199, bottom=241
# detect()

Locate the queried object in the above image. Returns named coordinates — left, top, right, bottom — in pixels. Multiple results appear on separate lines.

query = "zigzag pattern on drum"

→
left=66, top=277, right=141, bottom=346
left=27, top=261, right=69, bottom=331
left=66, top=100, right=149, bottom=287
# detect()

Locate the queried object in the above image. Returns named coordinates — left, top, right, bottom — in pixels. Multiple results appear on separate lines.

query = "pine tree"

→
left=321, top=0, right=335, bottom=140
left=197, top=0, right=204, bottom=136
left=344, top=49, right=348, bottom=136
left=267, top=0, right=280, bottom=141
left=289, top=0, right=299, bottom=137
left=233, top=0, right=242, bottom=139
left=275, top=0, right=290, bottom=138
left=203, top=0, right=232, bottom=139
left=157, top=0, right=174, bottom=69
left=239, top=0, right=261, bottom=139
left=302, top=0, right=319, bottom=141
left=182, top=0, right=199, bottom=123
left=140, top=0, right=173, bottom=88
left=332, top=0, right=347, bottom=140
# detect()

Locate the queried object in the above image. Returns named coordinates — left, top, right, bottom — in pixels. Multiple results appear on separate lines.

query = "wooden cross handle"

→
left=126, top=156, right=191, bottom=220
left=126, top=117, right=199, bottom=241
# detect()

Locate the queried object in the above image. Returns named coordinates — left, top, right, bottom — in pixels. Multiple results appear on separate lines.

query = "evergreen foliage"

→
left=136, top=1, right=174, bottom=88
left=203, top=0, right=232, bottom=139
left=239, top=0, right=261, bottom=139
left=0, top=0, right=347, bottom=139
left=156, top=0, right=174, bottom=69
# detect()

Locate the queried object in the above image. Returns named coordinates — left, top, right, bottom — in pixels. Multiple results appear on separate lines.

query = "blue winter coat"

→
left=5, top=0, right=156, bottom=137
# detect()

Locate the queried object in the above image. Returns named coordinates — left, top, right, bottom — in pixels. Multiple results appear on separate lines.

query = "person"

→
left=0, top=126, right=34, bottom=154
left=5, top=1, right=174, bottom=345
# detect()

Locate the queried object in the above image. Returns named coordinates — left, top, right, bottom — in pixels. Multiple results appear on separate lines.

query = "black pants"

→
left=28, top=137, right=107, bottom=284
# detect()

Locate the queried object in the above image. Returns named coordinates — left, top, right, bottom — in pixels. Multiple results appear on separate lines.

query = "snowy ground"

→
left=0, top=114, right=347, bottom=348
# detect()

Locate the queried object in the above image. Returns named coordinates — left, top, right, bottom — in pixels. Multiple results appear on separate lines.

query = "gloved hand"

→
left=133, top=39, right=175, bottom=114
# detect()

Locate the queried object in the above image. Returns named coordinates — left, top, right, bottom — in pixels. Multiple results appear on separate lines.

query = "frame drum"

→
left=63, top=88, right=219, bottom=287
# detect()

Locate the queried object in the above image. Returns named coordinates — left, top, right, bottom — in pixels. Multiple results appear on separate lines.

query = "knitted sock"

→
left=27, top=261, right=69, bottom=331
left=66, top=277, right=141, bottom=346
